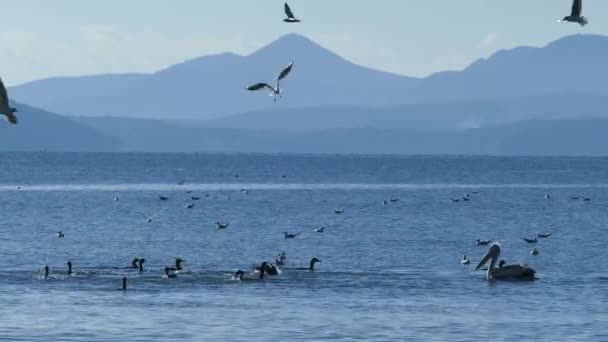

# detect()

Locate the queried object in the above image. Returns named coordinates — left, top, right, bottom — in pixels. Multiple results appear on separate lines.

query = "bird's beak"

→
left=475, top=251, right=491, bottom=271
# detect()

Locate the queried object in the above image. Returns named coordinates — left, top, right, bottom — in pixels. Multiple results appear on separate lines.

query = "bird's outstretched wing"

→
left=0, top=78, right=9, bottom=107
left=247, top=83, right=275, bottom=92
left=284, top=3, right=295, bottom=19
left=278, top=62, right=293, bottom=81
left=572, top=0, right=582, bottom=16
left=3, top=112, right=17, bottom=124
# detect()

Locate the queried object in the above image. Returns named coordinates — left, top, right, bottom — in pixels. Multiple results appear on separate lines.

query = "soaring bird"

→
left=0, top=78, right=18, bottom=124
left=246, top=62, right=294, bottom=101
left=283, top=3, right=301, bottom=23
left=559, top=0, right=588, bottom=26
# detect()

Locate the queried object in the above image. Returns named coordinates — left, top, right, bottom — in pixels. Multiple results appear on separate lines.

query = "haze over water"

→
left=0, top=153, right=606, bottom=341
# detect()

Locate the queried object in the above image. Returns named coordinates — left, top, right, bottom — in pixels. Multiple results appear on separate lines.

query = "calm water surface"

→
left=0, top=153, right=606, bottom=341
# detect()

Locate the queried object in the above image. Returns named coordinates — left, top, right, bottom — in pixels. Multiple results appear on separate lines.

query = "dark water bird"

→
left=461, top=255, right=470, bottom=265
left=537, top=233, right=552, bottom=238
left=451, top=198, right=461, bottom=202
left=216, top=222, right=229, bottom=229
left=241, top=189, right=249, bottom=194
left=67, top=261, right=73, bottom=275
left=545, top=194, right=551, bottom=199
left=185, top=190, right=193, bottom=194
left=476, top=243, right=536, bottom=280
left=43, top=265, right=49, bottom=279
left=559, top=0, right=588, bottom=26
left=120, top=277, right=127, bottom=291
left=570, top=196, right=580, bottom=200
left=334, top=209, right=344, bottom=214
left=314, top=227, right=325, bottom=233
left=530, top=248, right=540, bottom=256
left=113, top=196, right=119, bottom=202
left=0, top=78, right=18, bottom=124
left=383, top=200, right=389, bottom=205
left=164, top=267, right=177, bottom=278
left=158, top=195, right=169, bottom=201
left=234, top=174, right=239, bottom=178
left=57, top=231, right=65, bottom=238
left=186, top=203, right=195, bottom=209
left=293, top=257, right=322, bottom=271
left=191, top=196, right=201, bottom=201
left=583, top=197, right=591, bottom=201
left=137, top=258, right=145, bottom=273
left=476, top=239, right=491, bottom=246
left=131, top=258, right=139, bottom=269
left=283, top=2, right=301, bottom=23
left=390, top=198, right=399, bottom=203
left=523, top=237, right=538, bottom=244
left=167, top=258, right=185, bottom=271
left=284, top=232, right=300, bottom=239
left=246, top=62, right=294, bottom=101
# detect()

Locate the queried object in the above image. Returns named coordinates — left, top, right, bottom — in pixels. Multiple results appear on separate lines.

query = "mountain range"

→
left=5, top=33, right=608, bottom=155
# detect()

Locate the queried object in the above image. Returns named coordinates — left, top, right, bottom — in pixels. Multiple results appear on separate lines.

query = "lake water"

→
left=0, top=153, right=606, bottom=341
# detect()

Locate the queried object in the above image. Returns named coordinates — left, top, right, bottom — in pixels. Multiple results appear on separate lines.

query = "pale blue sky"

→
left=1, top=0, right=607, bottom=84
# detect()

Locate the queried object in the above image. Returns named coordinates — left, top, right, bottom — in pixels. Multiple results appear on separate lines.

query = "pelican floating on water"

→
left=0, top=78, right=18, bottom=124
left=476, top=243, right=536, bottom=280
left=246, top=62, right=294, bottom=101
left=559, top=0, right=588, bottom=26
left=283, top=3, right=301, bottom=23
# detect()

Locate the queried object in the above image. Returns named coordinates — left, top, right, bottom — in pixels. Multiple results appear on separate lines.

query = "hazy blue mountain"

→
left=11, top=34, right=417, bottom=119
left=72, top=116, right=608, bottom=156
left=10, top=34, right=608, bottom=123
left=0, top=102, right=121, bottom=151
left=198, top=93, right=608, bottom=131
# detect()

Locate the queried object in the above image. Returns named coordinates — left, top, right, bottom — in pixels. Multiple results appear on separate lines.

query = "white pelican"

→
left=559, top=0, right=588, bottom=26
left=461, top=255, right=470, bottom=265
left=476, top=243, right=536, bottom=280
left=283, top=3, right=301, bottom=23
left=530, top=248, right=540, bottom=256
left=0, top=78, right=17, bottom=124
left=246, top=62, right=294, bottom=101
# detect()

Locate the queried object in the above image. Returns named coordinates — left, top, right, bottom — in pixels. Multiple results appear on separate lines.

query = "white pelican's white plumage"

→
left=283, top=3, right=301, bottom=23
left=559, top=0, right=588, bottom=26
left=246, top=62, right=294, bottom=101
left=476, top=243, right=536, bottom=280
left=0, top=78, right=18, bottom=124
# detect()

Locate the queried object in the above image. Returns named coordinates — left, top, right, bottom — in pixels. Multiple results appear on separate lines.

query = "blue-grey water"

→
left=0, top=153, right=606, bottom=341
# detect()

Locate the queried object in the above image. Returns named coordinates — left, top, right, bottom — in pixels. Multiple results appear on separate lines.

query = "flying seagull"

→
left=283, top=3, right=301, bottom=23
left=0, top=78, right=18, bottom=124
left=559, top=0, right=588, bottom=26
left=246, top=62, right=294, bottom=101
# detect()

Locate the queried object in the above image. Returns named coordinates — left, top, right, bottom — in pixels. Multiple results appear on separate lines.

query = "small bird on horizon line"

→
left=283, top=3, right=301, bottom=23
left=246, top=62, right=294, bottom=101
left=0, top=78, right=18, bottom=124
left=558, top=0, right=588, bottom=27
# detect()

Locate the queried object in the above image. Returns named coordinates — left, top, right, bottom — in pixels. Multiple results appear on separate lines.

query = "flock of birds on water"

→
left=1, top=0, right=593, bottom=289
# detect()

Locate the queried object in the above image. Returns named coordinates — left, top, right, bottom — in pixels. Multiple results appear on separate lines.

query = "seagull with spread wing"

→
left=283, top=3, right=301, bottom=23
left=559, top=0, right=588, bottom=26
left=0, top=78, right=18, bottom=124
left=246, top=62, right=294, bottom=101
